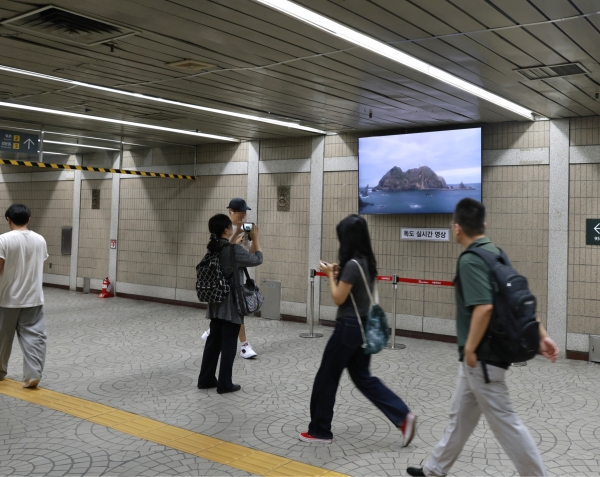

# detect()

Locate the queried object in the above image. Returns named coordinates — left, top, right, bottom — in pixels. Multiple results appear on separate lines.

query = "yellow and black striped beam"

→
left=0, top=158, right=196, bottom=180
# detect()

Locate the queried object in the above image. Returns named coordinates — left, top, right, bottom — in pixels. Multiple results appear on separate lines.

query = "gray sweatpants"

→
left=0, top=306, right=46, bottom=382
left=423, top=361, right=546, bottom=477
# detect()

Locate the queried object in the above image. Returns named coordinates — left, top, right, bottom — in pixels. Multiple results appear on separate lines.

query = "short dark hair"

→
left=453, top=198, right=485, bottom=237
left=5, top=204, right=31, bottom=226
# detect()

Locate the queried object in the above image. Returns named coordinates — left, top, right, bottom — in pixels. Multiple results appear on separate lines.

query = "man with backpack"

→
left=407, top=198, right=559, bottom=477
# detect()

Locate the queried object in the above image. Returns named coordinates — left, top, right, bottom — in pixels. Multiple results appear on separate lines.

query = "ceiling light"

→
left=41, top=151, right=68, bottom=155
left=0, top=65, right=326, bottom=133
left=253, top=0, right=541, bottom=120
left=44, top=140, right=120, bottom=151
left=0, top=102, right=240, bottom=142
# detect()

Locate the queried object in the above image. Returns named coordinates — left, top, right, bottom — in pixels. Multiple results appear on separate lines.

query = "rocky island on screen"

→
left=358, top=128, right=482, bottom=214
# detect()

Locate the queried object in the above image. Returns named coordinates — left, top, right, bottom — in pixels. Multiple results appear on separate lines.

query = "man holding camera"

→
left=202, top=198, right=258, bottom=359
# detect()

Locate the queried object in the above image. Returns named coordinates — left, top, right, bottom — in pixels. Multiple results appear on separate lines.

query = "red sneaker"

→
left=400, top=412, right=417, bottom=447
left=298, top=432, right=332, bottom=443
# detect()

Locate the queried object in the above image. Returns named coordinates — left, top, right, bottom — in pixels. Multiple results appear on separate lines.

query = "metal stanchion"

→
left=387, top=274, right=406, bottom=350
left=300, top=269, right=323, bottom=338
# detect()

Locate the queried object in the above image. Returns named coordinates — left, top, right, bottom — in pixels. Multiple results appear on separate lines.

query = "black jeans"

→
left=308, top=317, right=410, bottom=439
left=197, top=319, right=241, bottom=393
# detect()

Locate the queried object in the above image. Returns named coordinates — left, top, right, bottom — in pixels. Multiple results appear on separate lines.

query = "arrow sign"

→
left=586, top=219, right=600, bottom=245
left=0, top=129, right=38, bottom=153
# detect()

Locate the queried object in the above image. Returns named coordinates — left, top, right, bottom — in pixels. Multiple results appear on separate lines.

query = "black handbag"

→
left=230, top=246, right=264, bottom=315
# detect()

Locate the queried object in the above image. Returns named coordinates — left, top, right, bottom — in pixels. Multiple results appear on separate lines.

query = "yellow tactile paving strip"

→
left=0, top=379, right=347, bottom=477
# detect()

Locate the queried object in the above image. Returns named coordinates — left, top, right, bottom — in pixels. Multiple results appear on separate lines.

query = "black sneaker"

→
left=406, top=467, right=425, bottom=476
left=217, top=384, right=241, bottom=394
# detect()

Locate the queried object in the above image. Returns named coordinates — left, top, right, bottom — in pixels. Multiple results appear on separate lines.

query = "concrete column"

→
left=308, top=136, right=325, bottom=321
left=245, top=141, right=260, bottom=281
left=246, top=141, right=259, bottom=223
left=108, top=152, right=121, bottom=293
left=547, top=119, right=570, bottom=356
left=69, top=169, right=82, bottom=291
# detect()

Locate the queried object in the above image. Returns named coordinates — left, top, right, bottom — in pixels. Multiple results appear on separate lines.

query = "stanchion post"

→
left=388, top=274, right=406, bottom=350
left=300, top=269, right=323, bottom=339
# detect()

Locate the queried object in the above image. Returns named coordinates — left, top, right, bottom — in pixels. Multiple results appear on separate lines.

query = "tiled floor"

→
left=1, top=288, right=600, bottom=476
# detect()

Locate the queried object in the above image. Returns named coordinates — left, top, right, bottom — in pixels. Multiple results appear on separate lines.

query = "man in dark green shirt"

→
left=408, top=198, right=559, bottom=477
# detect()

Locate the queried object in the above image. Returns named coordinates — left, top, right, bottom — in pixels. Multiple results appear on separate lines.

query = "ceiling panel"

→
left=0, top=0, right=598, bottom=150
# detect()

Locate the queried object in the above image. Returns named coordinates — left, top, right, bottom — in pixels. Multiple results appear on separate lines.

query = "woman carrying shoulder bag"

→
left=300, top=215, right=416, bottom=445
left=197, top=214, right=263, bottom=394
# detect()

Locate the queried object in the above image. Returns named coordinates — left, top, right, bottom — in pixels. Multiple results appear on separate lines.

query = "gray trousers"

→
left=0, top=306, right=46, bottom=382
left=424, top=362, right=546, bottom=477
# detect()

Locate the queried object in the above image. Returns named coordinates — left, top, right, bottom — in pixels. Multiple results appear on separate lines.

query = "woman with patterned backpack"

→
left=300, top=214, right=416, bottom=445
left=197, top=214, right=263, bottom=394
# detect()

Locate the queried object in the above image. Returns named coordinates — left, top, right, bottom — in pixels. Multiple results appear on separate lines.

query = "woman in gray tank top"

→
left=299, top=215, right=416, bottom=446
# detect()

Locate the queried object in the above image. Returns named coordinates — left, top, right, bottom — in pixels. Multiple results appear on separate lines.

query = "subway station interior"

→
left=1, top=1, right=600, bottom=476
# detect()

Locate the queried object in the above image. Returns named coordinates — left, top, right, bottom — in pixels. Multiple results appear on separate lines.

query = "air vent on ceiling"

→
left=1, top=5, right=137, bottom=46
left=167, top=60, right=216, bottom=71
left=516, top=62, right=588, bottom=80
left=137, top=113, right=185, bottom=122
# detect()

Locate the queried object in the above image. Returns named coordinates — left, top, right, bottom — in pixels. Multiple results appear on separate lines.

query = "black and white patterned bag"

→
left=195, top=248, right=230, bottom=303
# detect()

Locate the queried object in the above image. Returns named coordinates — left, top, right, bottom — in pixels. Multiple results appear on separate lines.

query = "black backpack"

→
left=196, top=243, right=231, bottom=303
left=456, top=246, right=540, bottom=380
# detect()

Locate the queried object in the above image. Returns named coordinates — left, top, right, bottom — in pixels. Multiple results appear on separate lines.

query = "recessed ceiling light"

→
left=0, top=102, right=240, bottom=142
left=253, top=0, right=542, bottom=120
left=0, top=65, right=326, bottom=134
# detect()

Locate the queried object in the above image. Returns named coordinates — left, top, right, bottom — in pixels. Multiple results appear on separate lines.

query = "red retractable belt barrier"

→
left=315, top=271, right=453, bottom=286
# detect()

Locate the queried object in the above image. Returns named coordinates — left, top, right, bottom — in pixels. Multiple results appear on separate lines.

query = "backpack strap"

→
left=349, top=259, right=376, bottom=349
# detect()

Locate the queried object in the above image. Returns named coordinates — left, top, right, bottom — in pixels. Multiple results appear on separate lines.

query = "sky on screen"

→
left=359, top=128, right=481, bottom=187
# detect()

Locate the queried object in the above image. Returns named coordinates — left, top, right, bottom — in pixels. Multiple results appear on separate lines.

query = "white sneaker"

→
left=201, top=329, right=210, bottom=341
left=23, top=378, right=39, bottom=388
left=240, top=341, right=257, bottom=359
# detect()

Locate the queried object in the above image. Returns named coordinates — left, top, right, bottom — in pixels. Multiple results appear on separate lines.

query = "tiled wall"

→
left=176, top=175, right=248, bottom=291
left=483, top=166, right=550, bottom=327
left=256, top=173, right=310, bottom=303
left=482, top=121, right=550, bottom=150
left=570, top=117, right=600, bottom=146
left=568, top=163, right=600, bottom=334
left=324, top=133, right=358, bottom=158
left=320, top=136, right=550, bottom=329
left=78, top=179, right=112, bottom=280
left=122, top=146, right=195, bottom=169
left=0, top=181, right=73, bottom=276
left=197, top=142, right=248, bottom=164
left=117, top=175, right=247, bottom=289
left=260, top=137, right=312, bottom=161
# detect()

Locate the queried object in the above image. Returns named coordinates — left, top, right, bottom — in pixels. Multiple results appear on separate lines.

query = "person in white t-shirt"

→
left=0, top=204, right=48, bottom=388
left=202, top=198, right=258, bottom=359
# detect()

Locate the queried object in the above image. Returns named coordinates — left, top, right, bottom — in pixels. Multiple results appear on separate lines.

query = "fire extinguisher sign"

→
left=110, top=239, right=117, bottom=249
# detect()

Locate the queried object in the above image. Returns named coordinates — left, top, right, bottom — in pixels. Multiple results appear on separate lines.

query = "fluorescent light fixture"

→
left=253, top=0, right=541, bottom=120
left=0, top=64, right=326, bottom=134
left=44, top=140, right=120, bottom=151
left=41, top=151, right=68, bottom=155
left=45, top=132, right=146, bottom=147
left=0, top=102, right=240, bottom=142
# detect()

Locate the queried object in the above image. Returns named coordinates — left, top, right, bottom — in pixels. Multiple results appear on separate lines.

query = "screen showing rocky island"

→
left=358, top=128, right=481, bottom=215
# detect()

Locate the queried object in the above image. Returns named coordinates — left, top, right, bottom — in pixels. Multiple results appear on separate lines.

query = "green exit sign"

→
left=586, top=219, right=600, bottom=245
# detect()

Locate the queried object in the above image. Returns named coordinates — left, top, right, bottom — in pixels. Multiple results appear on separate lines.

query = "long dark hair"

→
left=336, top=214, right=377, bottom=280
left=207, top=214, right=232, bottom=251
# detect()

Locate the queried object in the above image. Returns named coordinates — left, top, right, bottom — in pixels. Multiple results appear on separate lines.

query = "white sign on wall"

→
left=401, top=228, right=450, bottom=242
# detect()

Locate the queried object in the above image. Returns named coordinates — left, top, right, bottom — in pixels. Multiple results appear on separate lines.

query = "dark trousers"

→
left=198, top=319, right=241, bottom=393
left=308, top=317, right=410, bottom=440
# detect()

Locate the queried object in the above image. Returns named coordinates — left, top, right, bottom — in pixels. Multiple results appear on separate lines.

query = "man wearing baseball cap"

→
left=202, top=198, right=259, bottom=359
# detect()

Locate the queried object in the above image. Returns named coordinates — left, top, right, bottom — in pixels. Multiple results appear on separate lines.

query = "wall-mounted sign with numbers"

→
left=401, top=228, right=450, bottom=242
left=0, top=129, right=39, bottom=153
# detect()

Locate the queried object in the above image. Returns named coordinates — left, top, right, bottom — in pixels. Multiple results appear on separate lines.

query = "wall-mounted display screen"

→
left=358, top=128, right=482, bottom=215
